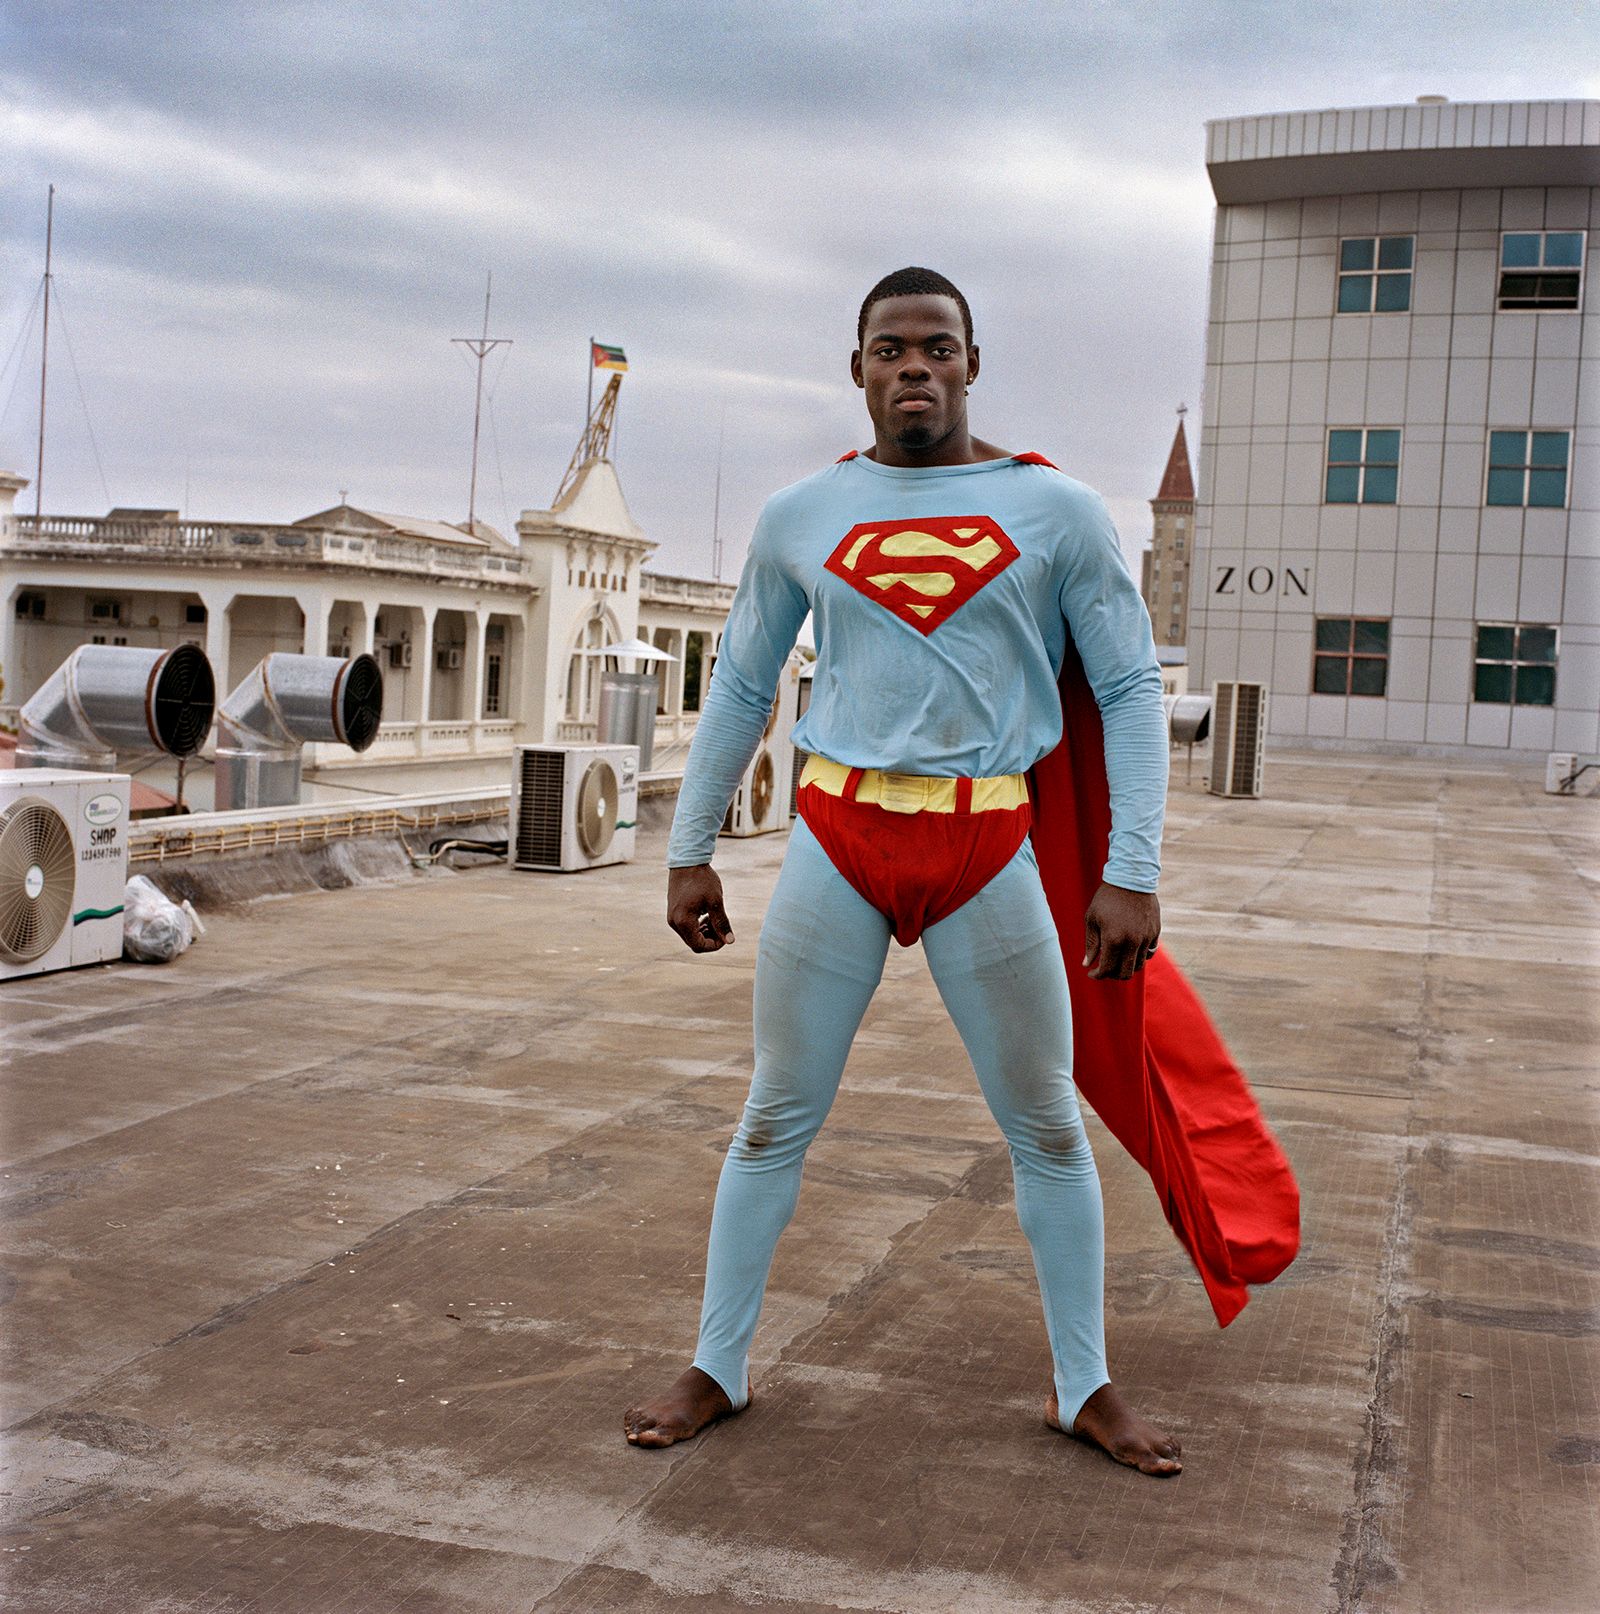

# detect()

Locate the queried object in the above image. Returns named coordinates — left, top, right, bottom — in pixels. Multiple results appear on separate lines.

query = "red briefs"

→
left=794, top=755, right=1033, bottom=946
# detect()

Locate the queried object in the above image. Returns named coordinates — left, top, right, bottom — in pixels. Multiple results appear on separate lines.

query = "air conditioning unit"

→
left=721, top=653, right=804, bottom=838
left=511, top=744, right=638, bottom=871
left=437, top=647, right=463, bottom=672
left=1545, top=753, right=1599, bottom=796
left=1207, top=681, right=1267, bottom=798
left=388, top=641, right=413, bottom=669
left=0, top=770, right=131, bottom=979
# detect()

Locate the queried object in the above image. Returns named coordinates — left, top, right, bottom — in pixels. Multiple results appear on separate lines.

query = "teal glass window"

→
left=1313, top=618, right=1390, bottom=696
left=1326, top=428, right=1400, bottom=504
left=1473, top=623, right=1558, bottom=706
left=1337, top=235, right=1414, bottom=314
left=1485, top=430, right=1570, bottom=508
left=1498, top=231, right=1585, bottom=310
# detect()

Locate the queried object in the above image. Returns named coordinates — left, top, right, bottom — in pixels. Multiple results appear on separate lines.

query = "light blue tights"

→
left=692, top=815, right=1110, bottom=1427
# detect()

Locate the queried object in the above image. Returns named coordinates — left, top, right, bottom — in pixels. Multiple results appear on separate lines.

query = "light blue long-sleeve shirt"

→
left=665, top=453, right=1169, bottom=890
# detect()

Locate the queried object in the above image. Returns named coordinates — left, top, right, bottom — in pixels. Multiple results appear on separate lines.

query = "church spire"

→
left=1154, top=407, right=1194, bottom=505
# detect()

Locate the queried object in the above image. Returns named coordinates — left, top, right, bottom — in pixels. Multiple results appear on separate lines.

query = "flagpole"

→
left=585, top=335, right=594, bottom=431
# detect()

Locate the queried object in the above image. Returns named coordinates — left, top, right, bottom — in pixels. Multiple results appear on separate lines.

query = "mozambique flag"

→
left=592, top=342, right=628, bottom=372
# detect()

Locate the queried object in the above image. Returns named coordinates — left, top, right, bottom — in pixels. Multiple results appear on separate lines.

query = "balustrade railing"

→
left=7, top=515, right=524, bottom=579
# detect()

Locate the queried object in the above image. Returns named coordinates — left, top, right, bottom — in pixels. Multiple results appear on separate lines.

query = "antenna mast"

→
left=35, top=184, right=54, bottom=519
left=710, top=403, right=727, bottom=582
left=553, top=373, right=623, bottom=506
left=452, top=273, right=511, bottom=530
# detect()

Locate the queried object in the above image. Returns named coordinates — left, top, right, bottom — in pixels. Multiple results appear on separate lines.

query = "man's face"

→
left=851, top=293, right=979, bottom=452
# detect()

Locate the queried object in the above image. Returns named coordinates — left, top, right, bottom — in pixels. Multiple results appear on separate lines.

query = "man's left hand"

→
left=1083, top=883, right=1161, bottom=981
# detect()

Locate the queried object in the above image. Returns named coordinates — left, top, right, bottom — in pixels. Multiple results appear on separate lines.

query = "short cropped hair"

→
left=857, top=267, right=974, bottom=349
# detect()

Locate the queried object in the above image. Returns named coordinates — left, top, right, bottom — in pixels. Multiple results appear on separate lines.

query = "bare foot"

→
left=623, top=1366, right=747, bottom=1448
left=1046, top=1383, right=1182, bottom=1476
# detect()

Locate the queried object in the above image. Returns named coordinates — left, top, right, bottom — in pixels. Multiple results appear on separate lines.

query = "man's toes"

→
left=624, top=1410, right=663, bottom=1444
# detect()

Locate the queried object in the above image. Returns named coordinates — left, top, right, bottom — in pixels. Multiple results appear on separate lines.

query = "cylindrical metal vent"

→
left=597, top=671, right=656, bottom=771
left=1165, top=694, right=1213, bottom=746
left=214, top=652, right=383, bottom=811
left=17, top=644, right=217, bottom=770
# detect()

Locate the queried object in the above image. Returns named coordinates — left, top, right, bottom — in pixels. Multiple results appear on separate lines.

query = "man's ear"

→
left=967, top=343, right=981, bottom=385
left=850, top=349, right=865, bottom=389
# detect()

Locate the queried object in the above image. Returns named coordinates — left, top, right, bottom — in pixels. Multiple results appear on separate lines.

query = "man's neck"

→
left=865, top=427, right=1011, bottom=468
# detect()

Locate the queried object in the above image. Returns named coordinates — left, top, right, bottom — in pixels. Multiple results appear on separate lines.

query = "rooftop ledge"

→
left=1206, top=99, right=1600, bottom=203
left=4, top=513, right=530, bottom=583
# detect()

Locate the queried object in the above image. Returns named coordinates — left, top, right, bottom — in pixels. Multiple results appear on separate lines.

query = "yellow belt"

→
left=798, top=753, right=1029, bottom=815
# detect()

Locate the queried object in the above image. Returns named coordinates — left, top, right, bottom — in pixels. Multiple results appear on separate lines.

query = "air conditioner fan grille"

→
left=0, top=799, right=76, bottom=963
left=577, top=760, right=618, bottom=860
left=750, top=750, right=775, bottom=825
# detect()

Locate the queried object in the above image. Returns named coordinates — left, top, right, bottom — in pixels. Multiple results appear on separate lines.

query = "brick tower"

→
left=1141, top=409, right=1195, bottom=646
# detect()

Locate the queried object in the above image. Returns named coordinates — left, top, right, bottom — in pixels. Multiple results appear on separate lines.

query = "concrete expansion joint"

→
left=1330, top=1135, right=1422, bottom=1612
left=1332, top=839, right=1441, bottom=1613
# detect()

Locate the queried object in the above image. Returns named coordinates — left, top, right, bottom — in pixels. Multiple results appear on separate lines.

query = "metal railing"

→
left=7, top=515, right=526, bottom=581
left=129, top=787, right=511, bottom=865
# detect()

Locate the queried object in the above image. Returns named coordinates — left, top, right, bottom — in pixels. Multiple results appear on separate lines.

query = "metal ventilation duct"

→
left=17, top=644, right=216, bottom=770
left=214, top=652, right=383, bottom=810
left=1165, top=694, right=1213, bottom=746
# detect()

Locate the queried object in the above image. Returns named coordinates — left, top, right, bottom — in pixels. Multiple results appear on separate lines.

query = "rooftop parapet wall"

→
left=639, top=571, right=736, bottom=610
left=1206, top=98, right=1600, bottom=203
left=4, top=514, right=530, bottom=586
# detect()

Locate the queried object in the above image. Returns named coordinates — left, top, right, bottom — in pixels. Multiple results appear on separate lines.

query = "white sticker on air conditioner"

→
left=85, top=792, right=125, bottom=827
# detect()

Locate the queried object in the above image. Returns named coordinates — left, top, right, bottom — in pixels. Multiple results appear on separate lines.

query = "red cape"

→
left=1028, top=640, right=1300, bottom=1325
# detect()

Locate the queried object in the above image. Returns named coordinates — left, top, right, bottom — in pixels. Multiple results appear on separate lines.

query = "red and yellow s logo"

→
left=823, top=516, right=1020, bottom=635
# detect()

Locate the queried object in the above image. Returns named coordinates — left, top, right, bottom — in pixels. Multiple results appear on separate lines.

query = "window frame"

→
left=1482, top=429, right=1572, bottom=510
left=483, top=649, right=503, bottom=717
left=1471, top=621, right=1559, bottom=707
left=1496, top=229, right=1586, bottom=313
left=1335, top=234, right=1416, bottom=315
left=1311, top=616, right=1391, bottom=698
left=1325, top=427, right=1402, bottom=505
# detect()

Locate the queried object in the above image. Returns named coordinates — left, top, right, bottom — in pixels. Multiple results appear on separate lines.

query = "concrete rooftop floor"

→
left=2, top=748, right=1597, bottom=1614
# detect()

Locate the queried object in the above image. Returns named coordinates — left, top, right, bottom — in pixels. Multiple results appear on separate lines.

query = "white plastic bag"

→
left=122, top=875, right=206, bottom=964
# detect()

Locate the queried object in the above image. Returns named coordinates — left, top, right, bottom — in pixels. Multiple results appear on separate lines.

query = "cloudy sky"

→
left=3, top=2, right=1596, bottom=578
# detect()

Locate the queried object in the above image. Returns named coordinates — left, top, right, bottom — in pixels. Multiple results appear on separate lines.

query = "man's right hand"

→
left=667, top=864, right=735, bottom=953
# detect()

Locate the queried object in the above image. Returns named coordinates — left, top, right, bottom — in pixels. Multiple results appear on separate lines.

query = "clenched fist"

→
left=668, top=865, right=736, bottom=954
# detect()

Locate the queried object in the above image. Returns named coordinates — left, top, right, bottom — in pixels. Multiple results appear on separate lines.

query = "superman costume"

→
left=666, top=450, right=1299, bottom=1421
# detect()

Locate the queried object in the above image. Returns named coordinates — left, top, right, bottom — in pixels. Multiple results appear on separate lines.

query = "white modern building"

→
left=1189, top=98, right=1599, bottom=756
left=0, top=453, right=734, bottom=805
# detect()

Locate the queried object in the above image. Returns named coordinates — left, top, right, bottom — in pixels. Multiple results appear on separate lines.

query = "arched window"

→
left=564, top=610, right=618, bottom=721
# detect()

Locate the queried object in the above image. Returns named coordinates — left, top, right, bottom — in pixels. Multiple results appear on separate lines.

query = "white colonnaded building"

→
left=0, top=451, right=734, bottom=807
left=1189, top=98, right=1598, bottom=758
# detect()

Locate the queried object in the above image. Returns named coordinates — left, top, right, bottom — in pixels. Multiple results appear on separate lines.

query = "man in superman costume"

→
left=624, top=268, right=1299, bottom=1475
